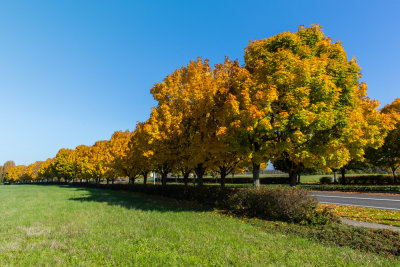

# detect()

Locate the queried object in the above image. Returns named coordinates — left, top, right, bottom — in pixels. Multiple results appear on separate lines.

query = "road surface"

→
left=311, top=191, right=400, bottom=211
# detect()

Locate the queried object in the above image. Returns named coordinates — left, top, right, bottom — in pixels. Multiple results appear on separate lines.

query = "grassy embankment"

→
left=0, top=185, right=398, bottom=266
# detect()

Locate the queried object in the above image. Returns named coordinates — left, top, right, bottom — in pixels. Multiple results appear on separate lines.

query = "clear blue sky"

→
left=0, top=0, right=399, bottom=166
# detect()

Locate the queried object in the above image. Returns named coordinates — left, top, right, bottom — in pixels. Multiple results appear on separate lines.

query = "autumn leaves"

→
left=4, top=25, right=399, bottom=187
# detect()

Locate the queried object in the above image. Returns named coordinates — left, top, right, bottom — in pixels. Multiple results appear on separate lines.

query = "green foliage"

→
left=225, top=187, right=331, bottom=224
left=319, top=176, right=332, bottom=184
left=299, top=184, right=400, bottom=193
left=338, top=174, right=396, bottom=185
left=165, top=176, right=290, bottom=184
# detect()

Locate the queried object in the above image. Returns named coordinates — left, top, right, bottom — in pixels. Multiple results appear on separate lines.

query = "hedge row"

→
left=319, top=175, right=398, bottom=185
left=68, top=182, right=329, bottom=224
left=299, top=184, right=400, bottom=193
left=165, top=176, right=289, bottom=184
left=340, top=175, right=397, bottom=185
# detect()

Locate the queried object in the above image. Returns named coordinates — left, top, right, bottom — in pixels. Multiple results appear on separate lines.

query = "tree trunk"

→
left=340, top=167, right=346, bottom=184
left=297, top=173, right=301, bottom=184
left=161, top=172, right=168, bottom=186
left=219, top=167, right=227, bottom=187
left=142, top=172, right=148, bottom=185
left=392, top=167, right=397, bottom=184
left=220, top=172, right=226, bottom=187
left=195, top=164, right=205, bottom=186
left=252, top=162, right=260, bottom=188
left=284, top=156, right=298, bottom=186
left=289, top=168, right=297, bottom=186
left=333, top=171, right=338, bottom=184
left=183, top=173, right=189, bottom=187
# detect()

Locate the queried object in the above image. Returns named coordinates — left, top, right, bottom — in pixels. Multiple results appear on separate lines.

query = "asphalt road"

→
left=311, top=191, right=400, bottom=211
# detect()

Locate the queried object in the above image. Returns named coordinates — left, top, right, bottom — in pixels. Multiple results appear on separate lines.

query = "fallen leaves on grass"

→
left=319, top=204, right=400, bottom=227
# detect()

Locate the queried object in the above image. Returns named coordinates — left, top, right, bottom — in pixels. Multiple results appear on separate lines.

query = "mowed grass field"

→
left=0, top=185, right=397, bottom=266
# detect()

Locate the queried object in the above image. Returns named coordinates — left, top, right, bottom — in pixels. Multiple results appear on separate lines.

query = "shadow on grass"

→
left=56, top=185, right=210, bottom=213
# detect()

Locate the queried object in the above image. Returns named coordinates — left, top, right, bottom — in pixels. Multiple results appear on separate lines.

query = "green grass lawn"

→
left=0, top=185, right=397, bottom=266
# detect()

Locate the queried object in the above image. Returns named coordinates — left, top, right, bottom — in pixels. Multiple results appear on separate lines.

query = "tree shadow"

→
left=65, top=185, right=209, bottom=213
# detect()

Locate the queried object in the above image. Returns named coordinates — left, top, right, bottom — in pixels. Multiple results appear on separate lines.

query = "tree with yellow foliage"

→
left=7, top=165, right=26, bottom=182
left=38, top=158, right=56, bottom=182
left=138, top=108, right=179, bottom=186
left=237, top=24, right=383, bottom=186
left=338, top=84, right=393, bottom=183
left=207, top=58, right=249, bottom=186
left=74, top=145, right=92, bottom=182
left=53, top=148, right=76, bottom=182
left=2, top=160, right=16, bottom=182
left=128, top=125, right=154, bottom=185
left=367, top=98, right=400, bottom=182
left=108, top=130, right=141, bottom=184
left=150, top=58, right=228, bottom=186
left=88, top=140, right=113, bottom=184
left=24, top=161, right=43, bottom=182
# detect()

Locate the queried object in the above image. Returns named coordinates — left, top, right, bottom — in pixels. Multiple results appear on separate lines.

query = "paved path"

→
left=311, top=191, right=400, bottom=211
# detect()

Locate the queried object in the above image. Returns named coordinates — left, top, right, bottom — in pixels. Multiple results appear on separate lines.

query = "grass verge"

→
left=0, top=185, right=398, bottom=265
left=244, top=216, right=400, bottom=258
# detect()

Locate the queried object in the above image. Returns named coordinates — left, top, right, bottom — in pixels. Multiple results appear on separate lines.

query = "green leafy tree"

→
left=234, top=25, right=383, bottom=186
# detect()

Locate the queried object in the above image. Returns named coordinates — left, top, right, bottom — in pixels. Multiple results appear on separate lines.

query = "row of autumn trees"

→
left=3, top=25, right=400, bottom=187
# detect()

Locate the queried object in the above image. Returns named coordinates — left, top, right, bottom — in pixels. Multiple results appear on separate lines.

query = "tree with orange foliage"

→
left=151, top=58, right=234, bottom=186
left=108, top=130, right=142, bottom=184
left=88, top=140, right=113, bottom=184
left=207, top=58, right=249, bottom=186
left=137, top=108, right=179, bottom=186
left=128, top=125, right=154, bottom=185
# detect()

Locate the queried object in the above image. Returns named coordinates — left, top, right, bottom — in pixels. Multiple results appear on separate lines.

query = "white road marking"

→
left=312, top=194, right=400, bottom=202
left=318, top=202, right=400, bottom=211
